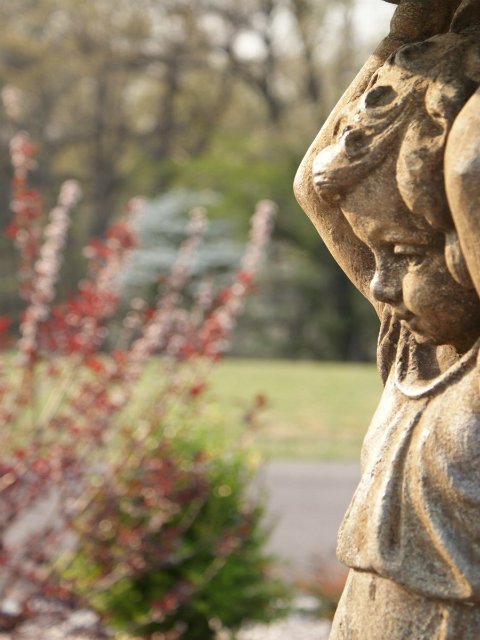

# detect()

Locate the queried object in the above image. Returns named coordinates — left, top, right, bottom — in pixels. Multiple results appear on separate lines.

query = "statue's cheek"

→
left=402, top=260, right=454, bottom=316
left=402, top=273, right=436, bottom=316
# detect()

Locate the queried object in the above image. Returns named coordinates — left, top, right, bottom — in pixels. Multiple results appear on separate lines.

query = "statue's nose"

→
left=370, top=270, right=402, bottom=304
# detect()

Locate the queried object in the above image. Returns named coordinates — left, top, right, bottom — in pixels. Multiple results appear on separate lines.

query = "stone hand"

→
left=445, top=88, right=480, bottom=300
left=385, top=0, right=462, bottom=48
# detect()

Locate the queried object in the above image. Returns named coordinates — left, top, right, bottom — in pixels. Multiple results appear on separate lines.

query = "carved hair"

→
left=318, top=31, right=480, bottom=287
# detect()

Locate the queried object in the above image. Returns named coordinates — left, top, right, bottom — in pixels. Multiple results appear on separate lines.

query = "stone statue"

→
left=294, top=1, right=480, bottom=637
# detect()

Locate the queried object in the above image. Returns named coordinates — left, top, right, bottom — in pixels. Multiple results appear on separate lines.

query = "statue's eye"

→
left=407, top=255, right=425, bottom=268
left=393, top=244, right=426, bottom=268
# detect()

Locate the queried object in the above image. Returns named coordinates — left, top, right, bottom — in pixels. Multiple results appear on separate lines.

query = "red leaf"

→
left=0, top=316, right=11, bottom=334
left=237, top=270, right=254, bottom=286
left=189, top=382, right=206, bottom=398
left=85, top=355, right=105, bottom=374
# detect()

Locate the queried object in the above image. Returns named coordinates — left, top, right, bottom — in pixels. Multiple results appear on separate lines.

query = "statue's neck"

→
left=393, top=329, right=479, bottom=399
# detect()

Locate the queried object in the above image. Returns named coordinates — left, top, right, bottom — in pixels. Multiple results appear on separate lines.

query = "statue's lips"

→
left=389, top=302, right=412, bottom=321
left=394, top=311, right=426, bottom=336
left=395, top=310, right=414, bottom=323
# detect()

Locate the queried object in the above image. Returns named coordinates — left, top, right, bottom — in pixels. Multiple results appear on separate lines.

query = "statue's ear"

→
left=445, top=231, right=475, bottom=289
left=451, top=0, right=480, bottom=32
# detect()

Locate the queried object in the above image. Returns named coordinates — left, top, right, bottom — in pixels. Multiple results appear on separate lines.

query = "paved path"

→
left=255, top=461, right=361, bottom=579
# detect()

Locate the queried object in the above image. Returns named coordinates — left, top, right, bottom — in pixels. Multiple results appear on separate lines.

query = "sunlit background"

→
left=0, top=0, right=394, bottom=362
left=0, top=3, right=397, bottom=637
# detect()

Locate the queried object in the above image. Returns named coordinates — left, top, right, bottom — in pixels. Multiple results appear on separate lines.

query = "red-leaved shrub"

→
left=0, top=88, right=286, bottom=638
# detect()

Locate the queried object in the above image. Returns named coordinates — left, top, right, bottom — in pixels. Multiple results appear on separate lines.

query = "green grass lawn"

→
left=208, top=359, right=383, bottom=461
left=4, top=353, right=382, bottom=462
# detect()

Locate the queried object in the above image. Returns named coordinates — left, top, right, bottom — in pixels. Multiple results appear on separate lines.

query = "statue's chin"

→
left=404, top=319, right=477, bottom=354
left=400, top=318, right=436, bottom=347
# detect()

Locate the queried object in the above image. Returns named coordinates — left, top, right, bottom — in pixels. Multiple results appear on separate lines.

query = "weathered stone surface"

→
left=294, top=1, right=480, bottom=637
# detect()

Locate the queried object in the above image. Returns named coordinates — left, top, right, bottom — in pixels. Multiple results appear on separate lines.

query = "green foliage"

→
left=66, top=417, right=291, bottom=638
left=176, top=132, right=380, bottom=361
left=0, top=118, right=286, bottom=634
left=0, top=0, right=388, bottom=361
left=121, top=190, right=243, bottom=296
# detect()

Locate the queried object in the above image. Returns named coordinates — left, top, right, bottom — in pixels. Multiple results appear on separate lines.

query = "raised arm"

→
left=294, top=0, right=462, bottom=301
left=445, top=87, right=480, bottom=299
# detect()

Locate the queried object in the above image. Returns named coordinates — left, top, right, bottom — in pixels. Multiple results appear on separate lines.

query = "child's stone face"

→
left=311, top=44, right=480, bottom=352
left=341, top=173, right=480, bottom=351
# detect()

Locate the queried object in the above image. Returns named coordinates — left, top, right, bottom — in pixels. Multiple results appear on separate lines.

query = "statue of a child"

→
left=295, top=1, right=480, bottom=637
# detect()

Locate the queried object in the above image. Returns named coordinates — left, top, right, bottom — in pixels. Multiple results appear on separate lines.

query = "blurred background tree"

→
left=0, top=0, right=393, bottom=360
